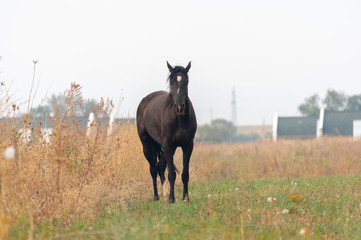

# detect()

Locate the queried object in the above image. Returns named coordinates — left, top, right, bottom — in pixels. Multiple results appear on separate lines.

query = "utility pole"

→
left=231, top=87, right=237, bottom=126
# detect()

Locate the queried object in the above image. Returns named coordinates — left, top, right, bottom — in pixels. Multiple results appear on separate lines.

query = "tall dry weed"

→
left=0, top=83, right=149, bottom=237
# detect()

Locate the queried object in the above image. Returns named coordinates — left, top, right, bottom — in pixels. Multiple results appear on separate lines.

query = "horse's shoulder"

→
left=138, top=91, right=167, bottom=108
left=146, top=90, right=168, bottom=99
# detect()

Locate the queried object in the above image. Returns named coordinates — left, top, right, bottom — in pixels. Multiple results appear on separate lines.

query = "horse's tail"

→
left=154, top=142, right=179, bottom=174
left=171, top=162, right=180, bottom=174
left=154, top=142, right=164, bottom=163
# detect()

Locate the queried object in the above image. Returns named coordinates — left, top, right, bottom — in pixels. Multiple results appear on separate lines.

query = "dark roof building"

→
left=273, top=109, right=361, bottom=141
left=273, top=114, right=318, bottom=141
left=322, top=110, right=361, bottom=136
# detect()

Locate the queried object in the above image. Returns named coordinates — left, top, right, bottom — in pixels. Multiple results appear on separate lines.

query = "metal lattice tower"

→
left=231, top=87, right=237, bottom=126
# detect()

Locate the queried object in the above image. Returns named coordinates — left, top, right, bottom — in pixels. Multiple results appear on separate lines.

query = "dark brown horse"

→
left=136, top=61, right=197, bottom=203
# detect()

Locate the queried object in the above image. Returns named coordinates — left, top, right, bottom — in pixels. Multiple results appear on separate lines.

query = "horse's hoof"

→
left=183, top=194, right=190, bottom=202
left=154, top=196, right=160, bottom=201
left=182, top=197, right=190, bottom=202
left=169, top=198, right=175, bottom=204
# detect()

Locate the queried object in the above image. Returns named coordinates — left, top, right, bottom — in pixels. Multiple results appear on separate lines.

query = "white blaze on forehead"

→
left=177, top=75, right=182, bottom=82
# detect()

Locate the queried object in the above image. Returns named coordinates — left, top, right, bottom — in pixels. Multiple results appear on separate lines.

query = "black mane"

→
left=168, top=66, right=188, bottom=82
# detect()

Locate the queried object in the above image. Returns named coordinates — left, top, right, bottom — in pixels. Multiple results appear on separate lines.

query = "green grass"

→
left=8, top=174, right=361, bottom=239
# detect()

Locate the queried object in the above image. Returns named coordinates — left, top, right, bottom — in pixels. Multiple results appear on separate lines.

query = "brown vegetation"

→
left=1, top=84, right=361, bottom=238
left=189, top=138, right=361, bottom=181
left=0, top=84, right=149, bottom=237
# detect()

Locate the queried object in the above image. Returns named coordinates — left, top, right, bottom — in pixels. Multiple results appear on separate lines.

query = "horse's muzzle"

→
left=175, top=104, right=185, bottom=114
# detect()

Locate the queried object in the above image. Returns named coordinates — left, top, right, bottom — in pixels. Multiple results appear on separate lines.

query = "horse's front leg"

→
left=182, top=142, right=193, bottom=201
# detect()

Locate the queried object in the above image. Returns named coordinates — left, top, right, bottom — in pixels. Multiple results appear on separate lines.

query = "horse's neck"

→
left=177, top=114, right=186, bottom=127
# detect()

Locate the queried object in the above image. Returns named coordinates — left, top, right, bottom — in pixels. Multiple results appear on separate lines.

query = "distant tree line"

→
left=298, top=89, right=361, bottom=117
left=29, top=93, right=97, bottom=119
left=25, top=93, right=98, bottom=128
left=195, top=119, right=261, bottom=143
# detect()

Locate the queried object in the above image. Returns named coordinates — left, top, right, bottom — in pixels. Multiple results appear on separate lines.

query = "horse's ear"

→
left=185, top=61, right=191, bottom=73
left=167, top=61, right=174, bottom=72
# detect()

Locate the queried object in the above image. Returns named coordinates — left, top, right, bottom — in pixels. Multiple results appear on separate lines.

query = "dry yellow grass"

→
left=1, top=84, right=361, bottom=238
left=0, top=84, right=151, bottom=237
left=188, top=138, right=361, bottom=181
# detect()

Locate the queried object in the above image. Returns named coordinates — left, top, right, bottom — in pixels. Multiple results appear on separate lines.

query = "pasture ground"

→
left=1, top=86, right=361, bottom=239
left=8, top=174, right=361, bottom=239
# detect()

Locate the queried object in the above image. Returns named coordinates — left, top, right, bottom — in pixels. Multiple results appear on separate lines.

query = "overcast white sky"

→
left=1, top=0, right=360, bottom=125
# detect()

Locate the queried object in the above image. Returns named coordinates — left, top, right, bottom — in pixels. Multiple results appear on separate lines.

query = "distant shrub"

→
left=195, top=119, right=260, bottom=143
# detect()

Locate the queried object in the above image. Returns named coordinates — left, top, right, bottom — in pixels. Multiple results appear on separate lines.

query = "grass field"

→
left=7, top=175, right=361, bottom=239
left=1, top=85, right=361, bottom=239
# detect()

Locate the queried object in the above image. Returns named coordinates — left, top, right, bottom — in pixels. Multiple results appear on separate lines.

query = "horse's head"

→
left=167, top=61, right=191, bottom=115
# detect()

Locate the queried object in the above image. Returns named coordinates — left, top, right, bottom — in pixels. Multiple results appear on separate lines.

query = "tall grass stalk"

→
left=0, top=83, right=148, bottom=238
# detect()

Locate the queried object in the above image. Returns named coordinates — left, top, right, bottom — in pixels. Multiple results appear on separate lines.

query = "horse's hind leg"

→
left=164, top=145, right=176, bottom=203
left=157, top=160, right=166, bottom=184
left=182, top=142, right=194, bottom=201
left=141, top=141, right=159, bottom=200
left=156, top=158, right=167, bottom=197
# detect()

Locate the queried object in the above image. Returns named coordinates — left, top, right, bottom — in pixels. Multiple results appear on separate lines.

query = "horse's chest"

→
left=171, top=128, right=191, bottom=145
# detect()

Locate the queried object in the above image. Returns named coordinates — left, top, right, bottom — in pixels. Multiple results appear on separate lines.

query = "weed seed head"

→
left=281, top=209, right=289, bottom=214
left=4, top=146, right=15, bottom=160
left=299, top=227, right=309, bottom=236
